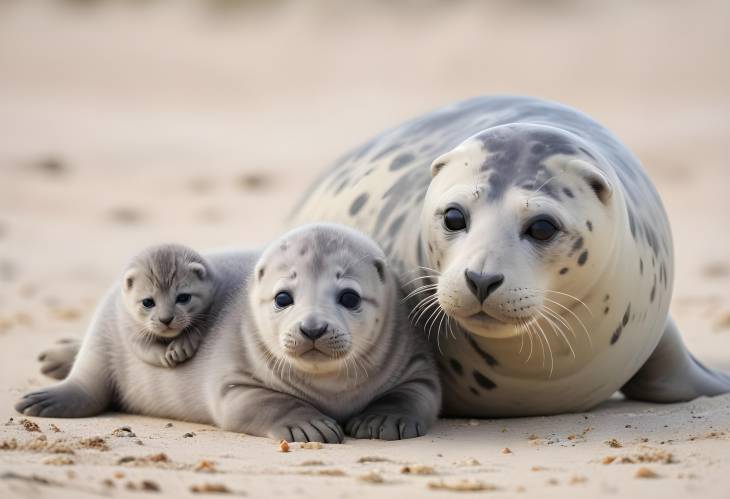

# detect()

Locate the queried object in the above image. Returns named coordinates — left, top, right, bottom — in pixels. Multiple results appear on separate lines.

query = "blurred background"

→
left=0, top=0, right=728, bottom=368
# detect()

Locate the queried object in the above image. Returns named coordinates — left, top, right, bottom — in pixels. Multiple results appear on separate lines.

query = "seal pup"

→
left=17, top=224, right=440, bottom=442
left=288, top=96, right=730, bottom=416
left=122, top=244, right=215, bottom=368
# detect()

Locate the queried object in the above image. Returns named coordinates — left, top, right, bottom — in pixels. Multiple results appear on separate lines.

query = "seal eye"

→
left=176, top=293, right=192, bottom=304
left=142, top=298, right=155, bottom=309
left=274, top=291, right=294, bottom=308
left=443, top=207, right=467, bottom=231
left=339, top=289, right=361, bottom=310
left=525, top=219, right=559, bottom=242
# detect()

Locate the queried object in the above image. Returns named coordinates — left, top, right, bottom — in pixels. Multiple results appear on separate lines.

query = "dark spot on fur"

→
left=578, top=251, right=588, bottom=266
left=257, top=267, right=265, bottom=281
left=469, top=387, right=479, bottom=396
left=604, top=306, right=610, bottom=315
left=559, top=267, right=569, bottom=275
left=586, top=220, right=593, bottom=232
left=473, top=370, right=496, bottom=390
left=389, top=153, right=415, bottom=171
left=563, top=187, right=574, bottom=198
left=627, top=208, right=637, bottom=239
left=639, top=258, right=644, bottom=274
left=570, top=237, right=584, bottom=256
left=373, top=259, right=386, bottom=283
left=604, top=294, right=610, bottom=302
left=611, top=325, right=622, bottom=345
left=622, top=304, right=631, bottom=327
left=466, top=334, right=498, bottom=366
left=388, top=213, right=406, bottom=237
left=650, top=280, right=656, bottom=303
left=449, top=358, right=464, bottom=376
left=349, top=193, right=369, bottom=216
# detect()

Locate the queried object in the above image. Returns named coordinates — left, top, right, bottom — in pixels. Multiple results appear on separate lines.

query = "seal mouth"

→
left=296, top=347, right=333, bottom=361
left=466, top=311, right=504, bottom=326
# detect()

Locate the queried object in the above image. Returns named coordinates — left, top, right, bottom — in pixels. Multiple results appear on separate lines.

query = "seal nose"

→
left=299, top=320, right=328, bottom=341
left=159, top=316, right=174, bottom=326
left=464, top=270, right=504, bottom=303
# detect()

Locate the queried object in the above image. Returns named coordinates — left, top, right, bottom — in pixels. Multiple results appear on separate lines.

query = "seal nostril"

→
left=464, top=270, right=505, bottom=303
left=299, top=322, right=328, bottom=341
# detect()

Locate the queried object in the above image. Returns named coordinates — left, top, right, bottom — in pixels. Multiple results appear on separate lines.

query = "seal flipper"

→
left=38, top=338, right=81, bottom=380
left=621, top=317, right=730, bottom=402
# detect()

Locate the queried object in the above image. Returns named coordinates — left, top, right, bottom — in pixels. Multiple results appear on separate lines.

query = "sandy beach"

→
left=1, top=1, right=729, bottom=497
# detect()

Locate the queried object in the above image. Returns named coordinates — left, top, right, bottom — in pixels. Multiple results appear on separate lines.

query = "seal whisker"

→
left=542, top=305, right=578, bottom=341
left=533, top=320, right=555, bottom=377
left=542, top=297, right=593, bottom=349
left=402, top=284, right=439, bottom=302
left=539, top=310, right=576, bottom=360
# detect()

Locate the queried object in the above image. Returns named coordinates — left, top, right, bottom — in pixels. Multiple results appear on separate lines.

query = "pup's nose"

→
left=159, top=316, right=174, bottom=326
left=299, top=320, right=328, bottom=341
left=464, top=270, right=504, bottom=303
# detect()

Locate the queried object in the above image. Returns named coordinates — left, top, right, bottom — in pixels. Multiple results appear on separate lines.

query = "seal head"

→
left=251, top=224, right=389, bottom=375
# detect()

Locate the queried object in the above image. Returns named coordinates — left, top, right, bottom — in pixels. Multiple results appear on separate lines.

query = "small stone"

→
left=401, top=464, right=435, bottom=475
left=501, top=447, right=512, bottom=454
left=195, top=460, right=217, bottom=473
left=190, top=483, right=231, bottom=494
left=427, top=480, right=498, bottom=492
left=635, top=467, right=659, bottom=479
left=605, top=438, right=622, bottom=448
left=20, top=419, right=41, bottom=432
left=183, top=432, right=196, bottom=438
left=112, top=426, right=136, bottom=438
left=300, top=441, right=322, bottom=450
left=358, top=471, right=385, bottom=483
left=279, top=440, right=290, bottom=453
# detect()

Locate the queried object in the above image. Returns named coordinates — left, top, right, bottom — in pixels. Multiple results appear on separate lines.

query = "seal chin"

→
left=453, top=312, right=526, bottom=339
left=287, top=349, right=345, bottom=374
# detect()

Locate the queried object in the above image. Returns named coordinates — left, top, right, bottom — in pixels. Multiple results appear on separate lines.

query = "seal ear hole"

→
left=188, top=262, right=207, bottom=280
left=585, top=174, right=612, bottom=204
left=373, top=259, right=386, bottom=283
left=257, top=266, right=265, bottom=281
left=123, top=270, right=136, bottom=291
left=565, top=159, right=612, bottom=205
left=431, top=161, right=447, bottom=178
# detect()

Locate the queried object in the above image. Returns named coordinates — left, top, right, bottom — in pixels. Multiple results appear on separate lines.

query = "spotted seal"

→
left=290, top=96, right=730, bottom=416
left=17, top=224, right=440, bottom=441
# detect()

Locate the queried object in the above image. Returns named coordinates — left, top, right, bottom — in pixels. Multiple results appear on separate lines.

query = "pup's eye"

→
left=525, top=219, right=559, bottom=241
left=176, top=293, right=192, bottom=304
left=142, top=298, right=155, bottom=308
left=339, top=289, right=361, bottom=309
left=274, top=291, right=294, bottom=308
left=443, top=207, right=467, bottom=231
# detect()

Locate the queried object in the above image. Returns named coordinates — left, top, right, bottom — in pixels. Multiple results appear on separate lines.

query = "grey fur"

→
left=121, top=244, right=216, bottom=369
left=18, top=224, right=440, bottom=442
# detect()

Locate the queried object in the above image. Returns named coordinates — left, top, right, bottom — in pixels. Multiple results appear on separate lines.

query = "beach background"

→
left=1, top=0, right=729, bottom=497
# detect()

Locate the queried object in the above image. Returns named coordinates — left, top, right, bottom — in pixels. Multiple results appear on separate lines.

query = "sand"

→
left=1, top=1, right=729, bottom=497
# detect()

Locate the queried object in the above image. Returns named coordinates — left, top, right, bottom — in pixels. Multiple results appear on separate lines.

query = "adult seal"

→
left=291, top=95, right=730, bottom=416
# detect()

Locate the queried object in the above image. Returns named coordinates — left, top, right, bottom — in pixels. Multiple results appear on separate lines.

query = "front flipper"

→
left=345, top=412, right=424, bottom=440
left=345, top=377, right=440, bottom=440
left=165, top=330, right=202, bottom=366
left=15, top=381, right=108, bottom=418
left=38, top=338, right=81, bottom=380
left=217, top=384, right=344, bottom=443
left=621, top=317, right=730, bottom=403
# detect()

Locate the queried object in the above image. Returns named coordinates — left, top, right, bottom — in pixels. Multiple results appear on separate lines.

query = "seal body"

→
left=292, top=96, right=730, bottom=416
left=17, top=225, right=440, bottom=441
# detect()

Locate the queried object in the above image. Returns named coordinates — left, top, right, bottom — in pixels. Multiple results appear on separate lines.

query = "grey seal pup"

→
left=17, top=224, right=440, bottom=441
left=288, top=96, right=730, bottom=416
